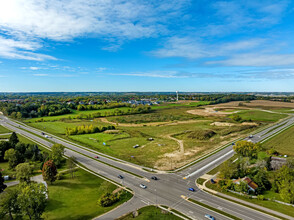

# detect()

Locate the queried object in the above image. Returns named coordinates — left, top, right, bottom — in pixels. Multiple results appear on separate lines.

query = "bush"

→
left=98, top=192, right=120, bottom=207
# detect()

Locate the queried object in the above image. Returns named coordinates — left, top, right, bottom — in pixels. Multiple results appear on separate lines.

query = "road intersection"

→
left=1, top=115, right=294, bottom=220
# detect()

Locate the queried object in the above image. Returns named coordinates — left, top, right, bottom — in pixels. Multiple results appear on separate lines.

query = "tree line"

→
left=65, top=125, right=116, bottom=136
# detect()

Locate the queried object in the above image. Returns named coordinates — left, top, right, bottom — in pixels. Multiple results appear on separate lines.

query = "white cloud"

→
left=32, top=73, right=48, bottom=76
left=0, top=0, right=190, bottom=59
left=0, top=36, right=56, bottom=60
left=152, top=37, right=263, bottom=59
left=208, top=54, right=294, bottom=66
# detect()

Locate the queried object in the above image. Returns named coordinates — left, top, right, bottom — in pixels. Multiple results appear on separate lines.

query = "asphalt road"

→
left=1, top=115, right=293, bottom=220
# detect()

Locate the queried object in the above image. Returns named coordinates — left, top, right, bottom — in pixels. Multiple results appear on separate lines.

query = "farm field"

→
left=118, top=206, right=181, bottom=220
left=262, top=125, right=294, bottom=156
left=44, top=168, right=132, bottom=220
left=23, top=100, right=291, bottom=170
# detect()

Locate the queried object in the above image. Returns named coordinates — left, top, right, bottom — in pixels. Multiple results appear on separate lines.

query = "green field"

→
left=44, top=168, right=132, bottom=220
left=231, top=110, right=287, bottom=122
left=262, top=125, right=294, bottom=156
left=0, top=125, right=10, bottom=134
left=25, top=107, right=132, bottom=122
left=118, top=206, right=181, bottom=220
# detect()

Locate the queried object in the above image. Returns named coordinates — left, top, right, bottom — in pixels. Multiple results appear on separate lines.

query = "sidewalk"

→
left=196, top=176, right=294, bottom=220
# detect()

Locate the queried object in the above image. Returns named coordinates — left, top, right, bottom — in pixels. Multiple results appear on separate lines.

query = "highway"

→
left=1, top=114, right=294, bottom=220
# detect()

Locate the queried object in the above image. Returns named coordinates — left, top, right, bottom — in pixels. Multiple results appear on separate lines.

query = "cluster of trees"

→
left=218, top=157, right=272, bottom=194
left=0, top=133, right=43, bottom=169
left=65, top=125, right=115, bottom=136
left=0, top=182, right=47, bottom=220
left=0, top=102, right=71, bottom=118
left=272, top=165, right=294, bottom=203
left=76, top=103, right=129, bottom=111
left=233, top=141, right=261, bottom=159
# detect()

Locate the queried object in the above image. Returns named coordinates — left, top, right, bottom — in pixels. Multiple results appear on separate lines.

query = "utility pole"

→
left=176, top=91, right=179, bottom=102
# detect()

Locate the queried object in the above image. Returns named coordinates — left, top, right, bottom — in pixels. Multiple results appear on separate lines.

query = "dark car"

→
left=118, top=175, right=124, bottom=179
left=94, top=156, right=99, bottom=159
left=188, top=187, right=195, bottom=192
left=151, top=176, right=158, bottom=180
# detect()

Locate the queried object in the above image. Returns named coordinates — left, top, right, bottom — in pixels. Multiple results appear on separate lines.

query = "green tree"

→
left=50, top=144, right=65, bottom=166
left=218, top=160, right=237, bottom=179
left=233, top=141, right=261, bottom=159
left=0, top=188, right=20, bottom=220
left=67, top=156, right=77, bottom=178
left=0, top=171, right=7, bottom=193
left=253, top=169, right=271, bottom=194
left=9, top=132, right=19, bottom=146
left=16, top=163, right=32, bottom=183
left=4, top=149, right=18, bottom=169
left=42, top=160, right=57, bottom=184
left=17, top=182, right=47, bottom=220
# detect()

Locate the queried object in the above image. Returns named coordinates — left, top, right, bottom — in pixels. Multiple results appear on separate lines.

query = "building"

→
left=270, top=157, right=287, bottom=170
left=233, top=177, right=258, bottom=193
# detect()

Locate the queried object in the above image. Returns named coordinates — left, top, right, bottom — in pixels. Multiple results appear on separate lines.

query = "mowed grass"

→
left=27, top=120, right=110, bottom=136
left=231, top=110, right=287, bottom=122
left=44, top=168, right=132, bottom=220
left=69, top=131, right=178, bottom=167
left=262, top=125, right=294, bottom=156
left=0, top=125, right=11, bottom=134
left=118, top=206, right=181, bottom=220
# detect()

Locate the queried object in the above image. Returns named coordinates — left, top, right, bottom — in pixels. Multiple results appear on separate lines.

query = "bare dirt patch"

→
left=187, top=107, right=240, bottom=117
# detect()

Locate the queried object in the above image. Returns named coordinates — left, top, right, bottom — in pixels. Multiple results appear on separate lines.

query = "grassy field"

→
left=262, top=125, right=294, bottom=156
left=231, top=110, right=287, bottom=122
left=44, top=168, right=132, bottom=220
left=118, top=206, right=181, bottom=220
left=0, top=125, right=11, bottom=134
left=25, top=107, right=132, bottom=122
left=108, top=107, right=203, bottom=124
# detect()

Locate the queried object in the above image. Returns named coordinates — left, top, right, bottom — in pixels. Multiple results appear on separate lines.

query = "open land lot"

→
left=44, top=168, right=132, bottom=220
left=262, top=125, right=294, bottom=156
left=24, top=100, right=291, bottom=170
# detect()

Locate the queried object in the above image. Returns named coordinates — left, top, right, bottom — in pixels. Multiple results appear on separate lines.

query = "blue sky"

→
left=0, top=0, right=294, bottom=92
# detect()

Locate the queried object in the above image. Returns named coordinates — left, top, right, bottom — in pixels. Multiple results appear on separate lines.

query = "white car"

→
left=139, top=184, right=147, bottom=189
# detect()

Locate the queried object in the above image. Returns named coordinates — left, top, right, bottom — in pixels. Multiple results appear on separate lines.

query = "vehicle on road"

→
left=205, top=214, right=215, bottom=220
left=188, top=187, right=195, bottom=192
left=118, top=175, right=124, bottom=179
left=44, top=135, right=49, bottom=138
left=94, top=156, right=99, bottom=159
left=133, top=144, right=140, bottom=148
left=231, top=142, right=235, bottom=145
left=151, top=176, right=158, bottom=180
left=41, top=132, right=45, bottom=135
left=249, top=134, right=253, bottom=138
left=140, top=184, right=147, bottom=189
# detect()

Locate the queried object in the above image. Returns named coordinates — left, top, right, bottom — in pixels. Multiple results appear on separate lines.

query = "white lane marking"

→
left=141, top=200, right=149, bottom=205
left=184, top=150, right=234, bottom=179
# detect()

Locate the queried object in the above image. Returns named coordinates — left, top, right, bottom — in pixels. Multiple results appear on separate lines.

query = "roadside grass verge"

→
left=0, top=125, right=11, bottom=134
left=206, top=181, right=294, bottom=218
left=117, top=206, right=182, bottom=220
left=187, top=198, right=241, bottom=220
left=44, top=168, right=132, bottom=220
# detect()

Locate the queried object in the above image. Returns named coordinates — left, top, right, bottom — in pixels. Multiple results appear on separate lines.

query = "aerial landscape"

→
left=0, top=1, right=294, bottom=220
